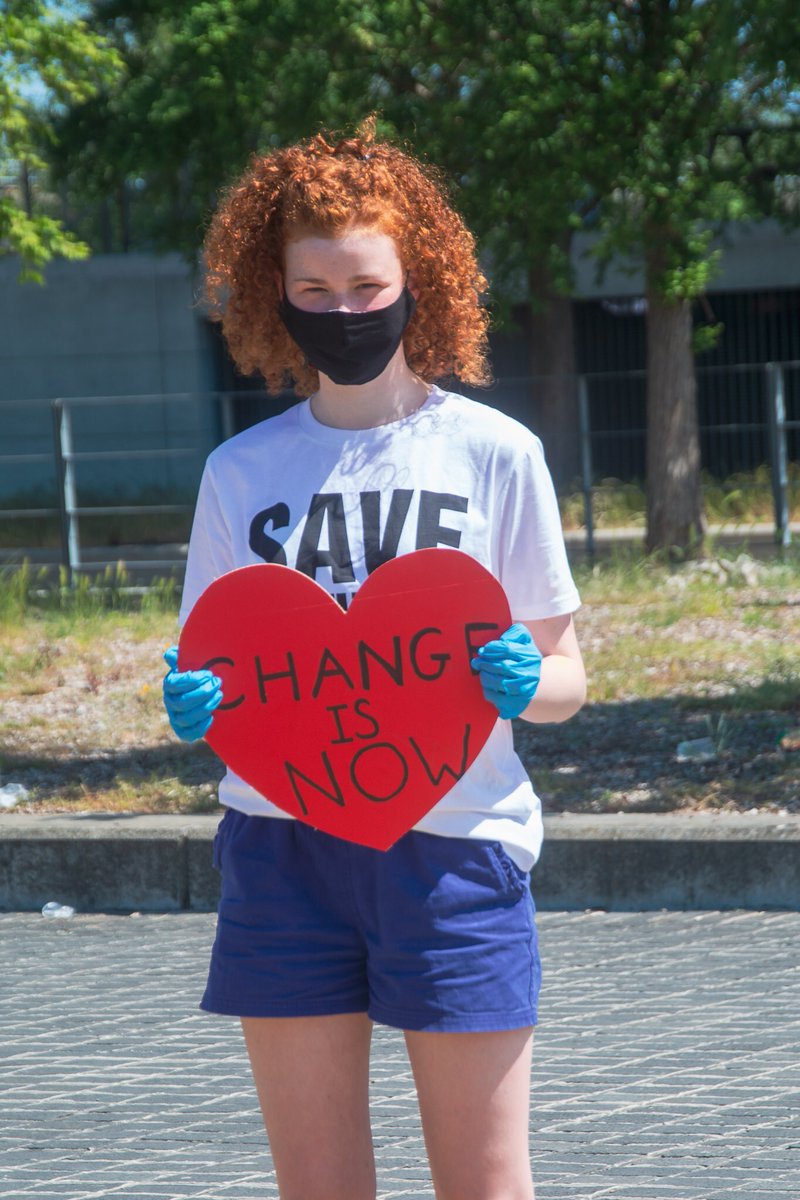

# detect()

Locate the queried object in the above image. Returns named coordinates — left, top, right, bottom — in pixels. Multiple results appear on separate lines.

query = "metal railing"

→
left=51, top=393, right=201, bottom=581
left=0, top=367, right=797, bottom=579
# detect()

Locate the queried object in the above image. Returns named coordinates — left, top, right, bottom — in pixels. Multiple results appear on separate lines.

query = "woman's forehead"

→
left=284, top=227, right=402, bottom=278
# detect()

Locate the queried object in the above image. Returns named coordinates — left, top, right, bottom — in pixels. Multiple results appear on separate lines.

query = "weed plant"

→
left=0, top=559, right=180, bottom=630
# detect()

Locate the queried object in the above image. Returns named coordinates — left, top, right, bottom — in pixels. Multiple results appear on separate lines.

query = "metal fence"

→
left=0, top=391, right=250, bottom=581
left=576, top=359, right=799, bottom=557
left=0, top=364, right=797, bottom=580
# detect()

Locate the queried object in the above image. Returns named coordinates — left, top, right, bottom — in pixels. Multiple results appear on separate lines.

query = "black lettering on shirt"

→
left=249, top=502, right=290, bottom=564
left=247, top=488, right=471, bottom=582
left=296, top=493, right=356, bottom=583
left=360, top=489, right=414, bottom=572
left=416, top=491, right=469, bottom=550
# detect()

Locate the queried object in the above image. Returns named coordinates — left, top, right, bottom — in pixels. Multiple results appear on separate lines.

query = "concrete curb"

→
left=536, top=813, right=800, bottom=911
left=1, top=812, right=799, bottom=913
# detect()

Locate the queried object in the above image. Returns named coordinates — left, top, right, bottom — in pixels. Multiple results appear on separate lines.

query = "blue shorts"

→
left=201, top=810, right=541, bottom=1033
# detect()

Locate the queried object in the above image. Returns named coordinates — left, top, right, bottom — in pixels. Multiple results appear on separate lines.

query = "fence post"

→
left=766, top=363, right=791, bottom=549
left=220, top=392, right=236, bottom=442
left=577, top=375, right=595, bottom=561
left=51, top=399, right=81, bottom=582
left=51, top=400, right=70, bottom=583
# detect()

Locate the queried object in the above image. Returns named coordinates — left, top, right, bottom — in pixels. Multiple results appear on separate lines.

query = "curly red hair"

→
left=202, top=119, right=491, bottom=394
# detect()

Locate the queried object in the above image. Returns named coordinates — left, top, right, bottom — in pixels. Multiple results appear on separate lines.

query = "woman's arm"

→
left=518, top=613, right=586, bottom=724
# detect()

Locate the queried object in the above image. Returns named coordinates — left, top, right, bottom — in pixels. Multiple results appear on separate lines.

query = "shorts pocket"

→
left=487, top=842, right=531, bottom=900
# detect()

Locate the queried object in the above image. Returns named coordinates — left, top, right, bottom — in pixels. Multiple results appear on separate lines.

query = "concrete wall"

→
left=0, top=253, right=219, bottom=505
left=0, top=252, right=215, bottom=402
left=571, top=218, right=800, bottom=298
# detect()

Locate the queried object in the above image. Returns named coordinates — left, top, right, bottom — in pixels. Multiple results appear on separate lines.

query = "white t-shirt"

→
left=179, top=385, right=580, bottom=869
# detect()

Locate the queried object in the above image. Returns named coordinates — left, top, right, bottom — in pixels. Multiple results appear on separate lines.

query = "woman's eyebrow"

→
left=292, top=273, right=384, bottom=283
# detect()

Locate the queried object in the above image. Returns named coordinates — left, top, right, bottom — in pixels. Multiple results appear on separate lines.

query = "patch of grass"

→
left=638, top=604, right=686, bottom=629
left=574, top=548, right=800, bottom=608
left=39, top=777, right=222, bottom=815
left=560, top=479, right=648, bottom=530
left=742, top=608, right=780, bottom=631
left=0, top=559, right=180, bottom=633
left=559, top=463, right=800, bottom=530
left=583, top=633, right=751, bottom=703
left=707, top=664, right=800, bottom=714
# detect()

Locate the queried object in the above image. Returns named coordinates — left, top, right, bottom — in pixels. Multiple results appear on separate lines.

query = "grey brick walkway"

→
left=1, top=910, right=798, bottom=1200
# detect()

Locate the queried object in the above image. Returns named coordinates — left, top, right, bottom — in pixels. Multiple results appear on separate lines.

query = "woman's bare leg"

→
left=405, top=1026, right=535, bottom=1200
left=241, top=1012, right=376, bottom=1200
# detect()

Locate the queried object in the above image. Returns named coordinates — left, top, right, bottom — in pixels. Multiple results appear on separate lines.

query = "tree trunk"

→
left=644, top=271, right=706, bottom=558
left=20, top=162, right=33, bottom=217
left=526, top=244, right=580, bottom=490
left=99, top=198, right=113, bottom=253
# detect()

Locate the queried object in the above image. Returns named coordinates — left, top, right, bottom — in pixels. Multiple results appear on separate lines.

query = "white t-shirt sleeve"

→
left=179, top=457, right=235, bottom=627
left=494, top=433, right=581, bottom=621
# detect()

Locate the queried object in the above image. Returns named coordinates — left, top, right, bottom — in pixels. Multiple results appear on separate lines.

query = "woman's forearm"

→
left=520, top=653, right=587, bottom=724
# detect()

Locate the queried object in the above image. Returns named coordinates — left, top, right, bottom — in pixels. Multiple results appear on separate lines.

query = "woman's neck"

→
left=309, top=349, right=430, bottom=430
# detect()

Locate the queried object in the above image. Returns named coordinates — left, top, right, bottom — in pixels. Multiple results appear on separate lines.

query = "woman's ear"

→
left=406, top=271, right=420, bottom=301
left=274, top=271, right=285, bottom=300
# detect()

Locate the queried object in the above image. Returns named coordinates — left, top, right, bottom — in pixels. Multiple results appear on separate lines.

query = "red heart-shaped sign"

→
left=178, top=548, right=511, bottom=850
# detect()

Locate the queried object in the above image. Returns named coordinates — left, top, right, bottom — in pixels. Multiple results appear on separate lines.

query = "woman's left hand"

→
left=471, top=623, right=542, bottom=720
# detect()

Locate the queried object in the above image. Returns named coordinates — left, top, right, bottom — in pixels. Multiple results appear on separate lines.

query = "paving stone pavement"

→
left=1, top=909, right=798, bottom=1200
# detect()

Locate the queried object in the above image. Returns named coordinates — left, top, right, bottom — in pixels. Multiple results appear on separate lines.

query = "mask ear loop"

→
left=276, top=277, right=304, bottom=365
left=404, top=273, right=418, bottom=309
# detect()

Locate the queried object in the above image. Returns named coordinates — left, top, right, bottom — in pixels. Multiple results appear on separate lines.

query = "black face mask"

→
left=278, top=286, right=417, bottom=386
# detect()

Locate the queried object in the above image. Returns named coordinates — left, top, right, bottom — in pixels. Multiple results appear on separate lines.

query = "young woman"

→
left=163, top=119, right=586, bottom=1200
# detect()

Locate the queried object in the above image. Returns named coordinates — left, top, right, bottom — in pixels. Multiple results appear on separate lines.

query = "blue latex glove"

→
left=162, top=646, right=223, bottom=742
left=471, top=623, right=542, bottom=720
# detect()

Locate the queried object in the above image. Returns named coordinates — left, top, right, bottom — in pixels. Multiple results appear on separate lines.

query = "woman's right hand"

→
left=162, top=646, right=223, bottom=742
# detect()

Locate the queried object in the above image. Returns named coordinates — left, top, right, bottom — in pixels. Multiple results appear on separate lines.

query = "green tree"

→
left=46, top=0, right=800, bottom=553
left=374, top=1, right=624, bottom=486
left=0, top=0, right=121, bottom=281
left=47, top=0, right=386, bottom=254
left=587, top=0, right=800, bottom=554
left=49, top=0, right=622, bottom=484
left=365, top=0, right=800, bottom=548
